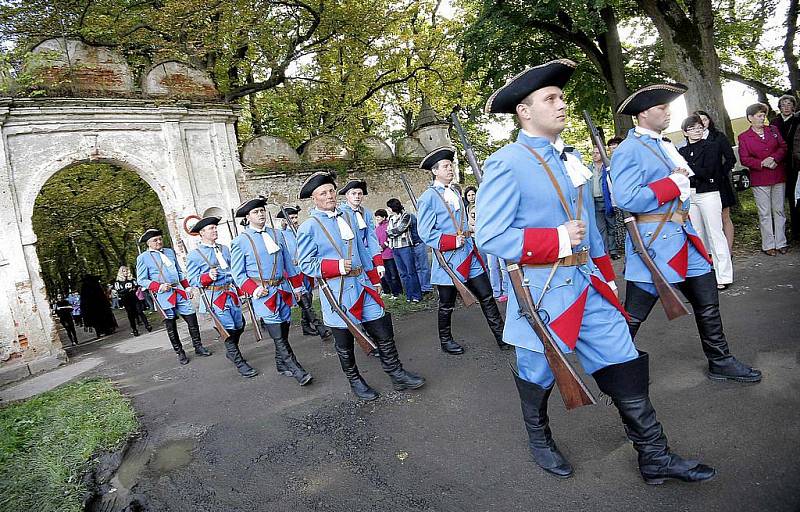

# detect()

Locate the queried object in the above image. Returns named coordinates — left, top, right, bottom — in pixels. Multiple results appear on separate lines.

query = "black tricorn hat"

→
left=276, top=205, right=301, bottom=219
left=617, top=83, right=688, bottom=116
left=189, top=216, right=221, bottom=234
left=338, top=179, right=368, bottom=195
left=484, top=59, right=577, bottom=114
left=138, top=228, right=162, bottom=244
left=235, top=197, right=266, bottom=218
left=420, top=147, right=456, bottom=170
left=299, top=171, right=337, bottom=200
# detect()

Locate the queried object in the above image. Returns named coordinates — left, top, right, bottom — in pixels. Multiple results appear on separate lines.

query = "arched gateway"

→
left=0, top=97, right=244, bottom=377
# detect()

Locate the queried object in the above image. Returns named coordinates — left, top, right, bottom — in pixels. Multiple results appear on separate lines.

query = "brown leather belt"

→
left=342, top=267, right=363, bottom=278
left=635, top=211, right=688, bottom=225
left=526, top=252, right=589, bottom=268
left=258, top=278, right=284, bottom=287
left=206, top=284, right=232, bottom=292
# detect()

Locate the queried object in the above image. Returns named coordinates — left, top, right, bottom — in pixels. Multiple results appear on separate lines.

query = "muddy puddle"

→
left=90, top=438, right=195, bottom=512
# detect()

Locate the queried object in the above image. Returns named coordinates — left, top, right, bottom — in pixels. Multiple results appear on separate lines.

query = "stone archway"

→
left=0, top=97, right=244, bottom=376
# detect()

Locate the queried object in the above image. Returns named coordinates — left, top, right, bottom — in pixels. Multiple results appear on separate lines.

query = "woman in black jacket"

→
left=113, top=266, right=151, bottom=336
left=679, top=115, right=734, bottom=289
left=694, top=110, right=737, bottom=253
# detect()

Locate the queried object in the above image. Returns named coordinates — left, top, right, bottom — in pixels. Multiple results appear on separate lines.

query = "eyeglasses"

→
left=685, top=126, right=704, bottom=132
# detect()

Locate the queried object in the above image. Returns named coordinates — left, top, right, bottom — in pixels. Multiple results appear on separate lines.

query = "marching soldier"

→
left=296, top=172, right=424, bottom=401
left=476, top=59, right=714, bottom=483
left=416, top=149, right=510, bottom=354
left=611, top=84, right=761, bottom=383
left=338, top=178, right=385, bottom=277
left=185, top=216, right=257, bottom=378
left=136, top=229, right=212, bottom=365
left=276, top=206, right=331, bottom=339
left=230, top=197, right=313, bottom=386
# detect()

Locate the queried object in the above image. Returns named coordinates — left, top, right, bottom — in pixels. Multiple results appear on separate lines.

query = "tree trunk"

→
left=637, top=0, right=734, bottom=141
left=598, top=6, right=633, bottom=135
left=785, top=0, right=799, bottom=92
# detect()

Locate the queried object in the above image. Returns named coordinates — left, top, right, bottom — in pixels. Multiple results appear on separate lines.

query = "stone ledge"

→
left=0, top=351, right=68, bottom=388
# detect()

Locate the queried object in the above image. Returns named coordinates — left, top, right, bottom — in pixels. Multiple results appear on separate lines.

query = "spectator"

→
left=68, top=291, right=83, bottom=328
left=374, top=208, right=403, bottom=299
left=109, top=286, right=121, bottom=309
left=590, top=144, right=620, bottom=259
left=465, top=185, right=507, bottom=301
left=54, top=293, right=78, bottom=345
left=679, top=115, right=734, bottom=289
left=738, top=102, right=789, bottom=255
left=386, top=198, right=423, bottom=302
left=408, top=211, right=433, bottom=295
left=771, top=94, right=799, bottom=241
left=80, top=274, right=117, bottom=337
left=694, top=110, right=738, bottom=253
left=113, top=265, right=152, bottom=336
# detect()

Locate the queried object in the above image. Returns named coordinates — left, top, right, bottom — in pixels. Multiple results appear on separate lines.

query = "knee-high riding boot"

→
left=183, top=313, right=211, bottom=356
left=478, top=295, right=511, bottom=350
left=331, top=328, right=379, bottom=400
left=266, top=322, right=312, bottom=385
left=363, top=314, right=425, bottom=391
left=437, top=304, right=464, bottom=354
left=513, top=373, right=573, bottom=478
left=593, top=351, right=716, bottom=485
left=623, top=282, right=659, bottom=340
left=224, top=329, right=257, bottom=378
left=679, top=273, right=761, bottom=383
left=164, top=317, right=189, bottom=365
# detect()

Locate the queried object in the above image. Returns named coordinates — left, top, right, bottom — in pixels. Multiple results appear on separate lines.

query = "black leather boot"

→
left=438, top=304, right=464, bottom=355
left=165, top=318, right=189, bottom=365
left=331, top=328, right=379, bottom=400
left=224, top=329, right=258, bottom=378
left=479, top=295, right=511, bottom=350
left=142, top=314, right=152, bottom=332
left=513, top=373, right=573, bottom=478
left=266, top=322, right=312, bottom=385
left=593, top=351, right=716, bottom=485
left=678, top=273, right=761, bottom=383
left=624, top=281, right=659, bottom=340
left=301, top=308, right=317, bottom=336
left=183, top=313, right=212, bottom=356
left=364, top=315, right=425, bottom=391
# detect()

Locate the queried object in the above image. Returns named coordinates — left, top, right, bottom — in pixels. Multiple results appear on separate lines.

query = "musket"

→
left=272, top=207, right=329, bottom=339
left=582, top=111, right=690, bottom=320
left=175, top=238, right=230, bottom=340
left=279, top=205, right=376, bottom=353
left=452, top=112, right=595, bottom=410
left=136, top=244, right=167, bottom=319
left=230, top=209, right=263, bottom=341
left=397, top=172, right=478, bottom=307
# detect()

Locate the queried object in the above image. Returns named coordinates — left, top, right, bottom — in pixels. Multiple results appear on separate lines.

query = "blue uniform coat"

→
left=136, top=248, right=195, bottom=317
left=417, top=183, right=485, bottom=285
left=476, top=132, right=629, bottom=355
left=230, top=226, right=303, bottom=324
left=610, top=129, right=712, bottom=292
left=185, top=243, right=244, bottom=330
left=296, top=208, right=384, bottom=328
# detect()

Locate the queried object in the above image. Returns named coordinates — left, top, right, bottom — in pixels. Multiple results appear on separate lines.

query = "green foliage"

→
left=0, top=378, right=138, bottom=512
left=32, top=163, right=169, bottom=295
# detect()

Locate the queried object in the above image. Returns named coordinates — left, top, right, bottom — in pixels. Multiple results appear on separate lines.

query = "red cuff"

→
left=519, top=228, right=559, bottom=265
left=366, top=268, right=380, bottom=285
left=200, top=273, right=213, bottom=287
left=592, top=254, right=616, bottom=282
left=180, top=279, right=190, bottom=289
left=439, top=234, right=458, bottom=251
left=648, top=177, right=680, bottom=205
left=372, top=254, right=384, bottom=267
left=288, top=274, right=304, bottom=288
left=147, top=282, right=161, bottom=293
left=240, top=278, right=259, bottom=295
left=321, top=259, right=342, bottom=278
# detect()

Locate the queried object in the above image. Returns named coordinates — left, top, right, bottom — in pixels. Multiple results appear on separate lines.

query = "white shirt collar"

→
left=634, top=126, right=663, bottom=140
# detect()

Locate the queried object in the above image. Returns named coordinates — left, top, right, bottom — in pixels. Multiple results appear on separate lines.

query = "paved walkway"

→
left=3, top=252, right=799, bottom=511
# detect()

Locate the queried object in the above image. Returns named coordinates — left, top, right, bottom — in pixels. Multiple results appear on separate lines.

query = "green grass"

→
left=291, top=291, right=437, bottom=324
left=0, top=378, right=138, bottom=512
left=731, top=189, right=764, bottom=254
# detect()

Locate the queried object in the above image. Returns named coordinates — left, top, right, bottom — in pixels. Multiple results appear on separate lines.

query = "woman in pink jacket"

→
left=738, top=102, right=789, bottom=255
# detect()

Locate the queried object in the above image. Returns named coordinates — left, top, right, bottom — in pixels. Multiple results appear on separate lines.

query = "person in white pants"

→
left=678, top=115, right=734, bottom=289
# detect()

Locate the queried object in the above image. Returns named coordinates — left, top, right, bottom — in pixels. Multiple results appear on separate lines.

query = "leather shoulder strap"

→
left=519, top=143, right=576, bottom=221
